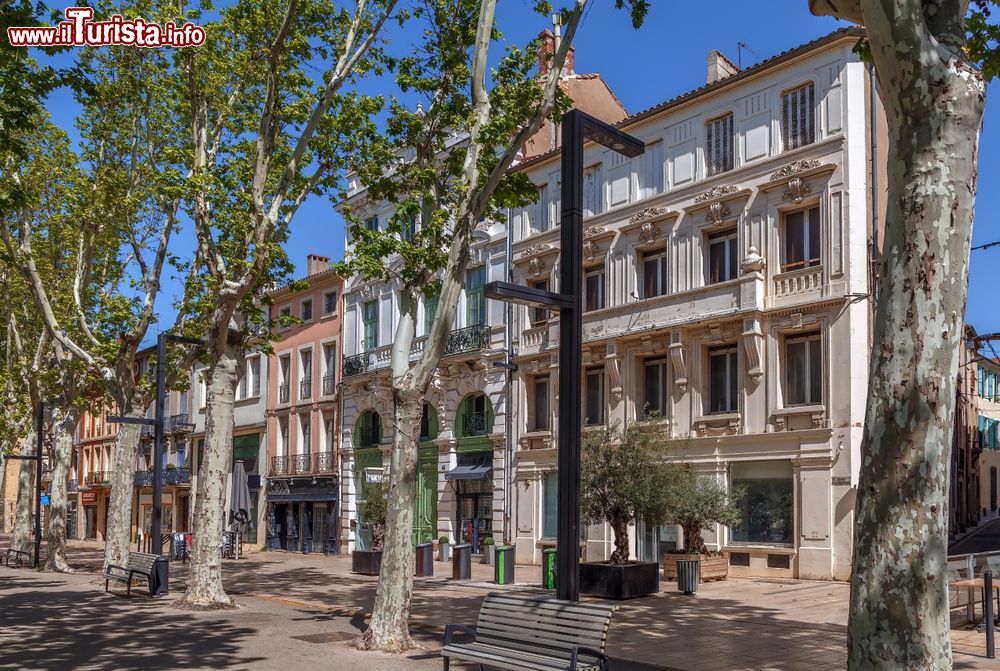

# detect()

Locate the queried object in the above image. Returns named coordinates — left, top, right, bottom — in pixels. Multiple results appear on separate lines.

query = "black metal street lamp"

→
left=9, top=401, right=48, bottom=567
left=486, top=109, right=643, bottom=601
left=111, top=332, right=204, bottom=595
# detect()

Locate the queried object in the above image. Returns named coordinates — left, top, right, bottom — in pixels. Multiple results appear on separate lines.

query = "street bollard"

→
left=452, top=543, right=472, bottom=580
left=495, top=545, right=514, bottom=585
left=415, top=542, right=434, bottom=577
left=986, top=570, right=995, bottom=659
left=153, top=555, right=169, bottom=596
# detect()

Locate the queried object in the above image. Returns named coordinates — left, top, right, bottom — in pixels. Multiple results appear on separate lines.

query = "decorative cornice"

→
left=694, top=184, right=739, bottom=204
left=519, top=243, right=552, bottom=258
left=628, top=206, right=673, bottom=225
left=769, top=159, right=822, bottom=181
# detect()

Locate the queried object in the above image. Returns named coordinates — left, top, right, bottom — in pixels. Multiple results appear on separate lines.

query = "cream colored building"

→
left=508, top=27, right=883, bottom=580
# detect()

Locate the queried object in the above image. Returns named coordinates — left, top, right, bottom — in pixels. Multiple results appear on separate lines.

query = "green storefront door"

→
left=413, top=446, right=437, bottom=545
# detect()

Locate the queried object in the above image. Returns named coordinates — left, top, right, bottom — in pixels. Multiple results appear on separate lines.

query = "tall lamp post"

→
left=8, top=401, right=48, bottom=567
left=110, top=332, right=204, bottom=595
left=486, top=109, right=643, bottom=601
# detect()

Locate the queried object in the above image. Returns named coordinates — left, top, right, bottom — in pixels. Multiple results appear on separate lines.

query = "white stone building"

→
left=508, top=27, right=883, bottom=580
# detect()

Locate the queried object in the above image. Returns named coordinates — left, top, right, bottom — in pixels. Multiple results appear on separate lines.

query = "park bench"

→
left=441, top=592, right=618, bottom=671
left=4, top=548, right=32, bottom=568
left=103, top=551, right=158, bottom=596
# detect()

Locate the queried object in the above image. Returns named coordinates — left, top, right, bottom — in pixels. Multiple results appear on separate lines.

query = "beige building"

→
left=508, top=27, right=884, bottom=580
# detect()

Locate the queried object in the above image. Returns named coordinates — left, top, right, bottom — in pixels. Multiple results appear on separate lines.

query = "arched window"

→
left=419, top=404, right=439, bottom=442
left=355, top=410, right=382, bottom=448
left=457, top=393, right=491, bottom=438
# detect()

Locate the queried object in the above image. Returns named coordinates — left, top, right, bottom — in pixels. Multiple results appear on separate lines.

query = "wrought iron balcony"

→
left=278, top=383, right=290, bottom=404
left=271, top=455, right=291, bottom=476
left=314, top=451, right=335, bottom=473
left=322, top=373, right=336, bottom=396
left=133, top=468, right=192, bottom=487
left=291, top=453, right=311, bottom=474
left=299, top=377, right=312, bottom=400
left=463, top=411, right=489, bottom=437
left=84, top=471, right=112, bottom=486
left=444, top=324, right=491, bottom=357
left=343, top=352, right=372, bottom=378
left=67, top=479, right=79, bottom=493
left=167, top=414, right=195, bottom=434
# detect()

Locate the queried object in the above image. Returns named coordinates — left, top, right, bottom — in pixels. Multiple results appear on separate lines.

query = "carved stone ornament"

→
left=668, top=339, right=688, bottom=392
left=629, top=206, right=671, bottom=225
left=742, top=318, right=764, bottom=385
left=769, top=159, right=822, bottom=181
left=706, top=201, right=731, bottom=227
left=528, top=257, right=542, bottom=276
left=605, top=345, right=623, bottom=404
left=519, top=243, right=551, bottom=258
left=638, top=221, right=659, bottom=246
left=583, top=240, right=599, bottom=261
left=741, top=246, right=766, bottom=274
left=694, top=184, right=739, bottom=204
left=584, top=226, right=606, bottom=239
left=783, top=177, right=811, bottom=204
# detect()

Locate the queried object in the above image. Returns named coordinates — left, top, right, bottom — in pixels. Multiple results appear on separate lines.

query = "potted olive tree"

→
left=352, top=480, right=388, bottom=575
left=482, top=536, right=496, bottom=565
left=661, top=468, right=742, bottom=584
left=579, top=420, right=677, bottom=599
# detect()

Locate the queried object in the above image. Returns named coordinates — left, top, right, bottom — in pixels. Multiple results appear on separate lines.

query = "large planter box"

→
left=662, top=553, right=728, bottom=582
left=580, top=561, right=660, bottom=600
left=352, top=550, right=383, bottom=576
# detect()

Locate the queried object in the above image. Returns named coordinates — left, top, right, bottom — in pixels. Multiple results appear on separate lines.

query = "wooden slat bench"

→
left=4, top=548, right=32, bottom=568
left=442, top=592, right=618, bottom=671
left=103, top=551, right=158, bottom=596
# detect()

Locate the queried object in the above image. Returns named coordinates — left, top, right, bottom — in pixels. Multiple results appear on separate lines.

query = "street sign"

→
left=40, top=495, right=50, bottom=505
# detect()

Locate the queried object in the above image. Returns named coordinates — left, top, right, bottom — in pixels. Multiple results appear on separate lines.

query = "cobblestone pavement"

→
left=0, top=537, right=995, bottom=670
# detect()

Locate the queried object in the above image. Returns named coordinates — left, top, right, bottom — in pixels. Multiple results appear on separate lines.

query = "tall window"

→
left=531, top=278, right=550, bottom=325
left=462, top=393, right=488, bottom=437
left=583, top=164, right=603, bottom=218
left=466, top=266, right=486, bottom=326
left=535, top=184, right=550, bottom=233
left=237, top=355, right=261, bottom=400
left=706, top=113, right=734, bottom=176
left=365, top=216, right=379, bottom=232
left=403, top=213, right=417, bottom=241
left=709, top=345, right=739, bottom=413
left=782, top=83, right=815, bottom=151
left=708, top=229, right=738, bottom=284
left=785, top=333, right=822, bottom=406
left=420, top=404, right=432, bottom=441
left=533, top=376, right=550, bottom=431
left=424, top=289, right=440, bottom=335
left=642, top=250, right=668, bottom=298
left=585, top=368, right=605, bottom=426
left=278, top=357, right=290, bottom=403
left=300, top=414, right=311, bottom=454
left=279, top=419, right=289, bottom=456
left=585, top=265, right=605, bottom=312
left=732, top=461, right=794, bottom=544
left=643, top=358, right=669, bottom=418
left=279, top=306, right=291, bottom=323
left=362, top=300, right=378, bottom=350
left=323, top=290, right=338, bottom=315
left=783, top=206, right=821, bottom=272
left=542, top=471, right=558, bottom=538
left=324, top=413, right=336, bottom=452
left=301, top=298, right=313, bottom=321
left=322, top=344, right=337, bottom=394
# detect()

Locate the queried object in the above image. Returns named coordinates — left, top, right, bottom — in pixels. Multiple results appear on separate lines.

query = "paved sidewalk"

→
left=0, top=538, right=995, bottom=670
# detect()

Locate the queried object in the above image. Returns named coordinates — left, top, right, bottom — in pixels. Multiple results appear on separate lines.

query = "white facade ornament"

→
left=694, top=184, right=738, bottom=204
left=769, top=159, right=822, bottom=181
left=741, top=246, right=767, bottom=274
left=584, top=226, right=606, bottom=239
left=668, top=338, right=688, bottom=392
left=583, top=239, right=599, bottom=261
left=528, top=257, right=542, bottom=277
left=520, top=243, right=552, bottom=258
left=638, top=221, right=659, bottom=246
left=706, top=201, right=731, bottom=227
left=742, top=318, right=764, bottom=385
left=629, top=206, right=671, bottom=225
left=783, top=177, right=811, bottom=204
left=605, top=345, right=623, bottom=404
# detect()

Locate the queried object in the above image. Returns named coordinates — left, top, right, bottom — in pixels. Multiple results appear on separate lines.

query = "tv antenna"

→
left=737, top=41, right=760, bottom=69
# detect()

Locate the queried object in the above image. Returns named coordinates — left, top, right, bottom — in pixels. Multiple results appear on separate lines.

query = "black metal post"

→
left=34, top=401, right=44, bottom=568
left=986, top=569, right=995, bottom=659
left=153, top=333, right=167, bottom=555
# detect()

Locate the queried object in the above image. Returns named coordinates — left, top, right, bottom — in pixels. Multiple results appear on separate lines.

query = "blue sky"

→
left=38, top=0, right=1000, bottom=342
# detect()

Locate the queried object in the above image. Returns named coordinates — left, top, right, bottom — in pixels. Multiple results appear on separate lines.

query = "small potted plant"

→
left=352, top=481, right=387, bottom=575
left=578, top=419, right=677, bottom=599
left=661, top=468, right=742, bottom=586
left=438, top=535, right=450, bottom=561
left=482, top=536, right=496, bottom=565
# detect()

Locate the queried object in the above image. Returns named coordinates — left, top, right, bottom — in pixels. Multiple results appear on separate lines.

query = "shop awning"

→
left=445, top=464, right=491, bottom=481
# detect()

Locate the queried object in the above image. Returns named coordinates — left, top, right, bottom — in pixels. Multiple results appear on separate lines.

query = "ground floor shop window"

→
left=637, top=521, right=680, bottom=564
left=542, top=472, right=558, bottom=539
left=454, top=451, right=493, bottom=551
left=731, top=461, right=794, bottom=545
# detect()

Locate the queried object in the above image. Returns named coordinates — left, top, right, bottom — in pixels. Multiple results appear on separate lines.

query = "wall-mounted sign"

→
left=81, top=491, right=97, bottom=504
left=40, top=495, right=50, bottom=506
left=364, top=467, right=387, bottom=483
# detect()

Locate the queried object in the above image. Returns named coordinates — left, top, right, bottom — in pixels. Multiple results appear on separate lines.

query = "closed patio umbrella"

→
left=229, top=461, right=251, bottom=559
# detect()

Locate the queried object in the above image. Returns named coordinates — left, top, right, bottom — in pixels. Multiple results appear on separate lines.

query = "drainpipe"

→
left=503, top=212, right=514, bottom=544
left=869, top=63, right=880, bottom=312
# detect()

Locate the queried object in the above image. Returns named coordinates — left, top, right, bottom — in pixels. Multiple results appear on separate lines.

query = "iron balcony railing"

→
left=299, top=377, right=312, bottom=400
left=167, top=414, right=195, bottom=434
left=314, top=451, right=335, bottom=473
left=343, top=352, right=372, bottom=378
left=134, top=468, right=192, bottom=487
left=67, top=479, right=79, bottom=493
left=322, top=373, right=336, bottom=396
left=463, top=411, right=489, bottom=437
left=271, top=455, right=291, bottom=476
left=84, top=471, right=112, bottom=486
left=292, top=453, right=311, bottom=474
left=444, top=324, right=491, bottom=357
left=278, top=383, right=290, bottom=404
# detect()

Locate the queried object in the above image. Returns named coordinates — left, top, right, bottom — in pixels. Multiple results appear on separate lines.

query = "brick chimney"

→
left=537, top=26, right=574, bottom=78
left=306, top=253, right=330, bottom=276
left=707, top=49, right=739, bottom=84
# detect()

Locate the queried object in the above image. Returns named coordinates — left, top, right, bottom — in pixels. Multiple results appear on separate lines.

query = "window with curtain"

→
left=785, top=333, right=822, bottom=406
left=708, top=229, right=738, bottom=284
left=585, top=265, right=605, bottom=312
left=783, top=207, right=821, bottom=272
left=642, top=250, right=668, bottom=298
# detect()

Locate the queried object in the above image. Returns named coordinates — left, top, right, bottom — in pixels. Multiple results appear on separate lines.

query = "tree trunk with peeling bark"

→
left=809, top=1, right=985, bottom=668
left=45, top=405, right=77, bottom=573
left=103, top=415, right=142, bottom=570
left=12, top=428, right=36, bottom=553
left=177, top=346, right=239, bottom=609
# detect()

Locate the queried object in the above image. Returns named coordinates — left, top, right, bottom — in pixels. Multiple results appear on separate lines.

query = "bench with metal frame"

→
left=441, top=592, right=618, bottom=671
left=103, top=551, right=158, bottom=596
left=4, top=548, right=32, bottom=568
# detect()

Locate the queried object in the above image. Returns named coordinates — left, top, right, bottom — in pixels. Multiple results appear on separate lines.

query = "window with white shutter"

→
left=782, top=83, right=815, bottom=151
left=705, top=114, right=734, bottom=176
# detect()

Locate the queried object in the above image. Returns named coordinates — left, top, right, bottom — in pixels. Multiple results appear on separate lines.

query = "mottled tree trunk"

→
left=356, top=388, right=422, bottom=651
left=609, top=518, right=630, bottom=564
left=12, top=428, right=37, bottom=553
left=811, top=3, right=986, bottom=669
left=103, top=412, right=142, bottom=570
left=683, top=523, right=705, bottom=555
left=45, top=405, right=78, bottom=573
left=177, top=347, right=239, bottom=609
